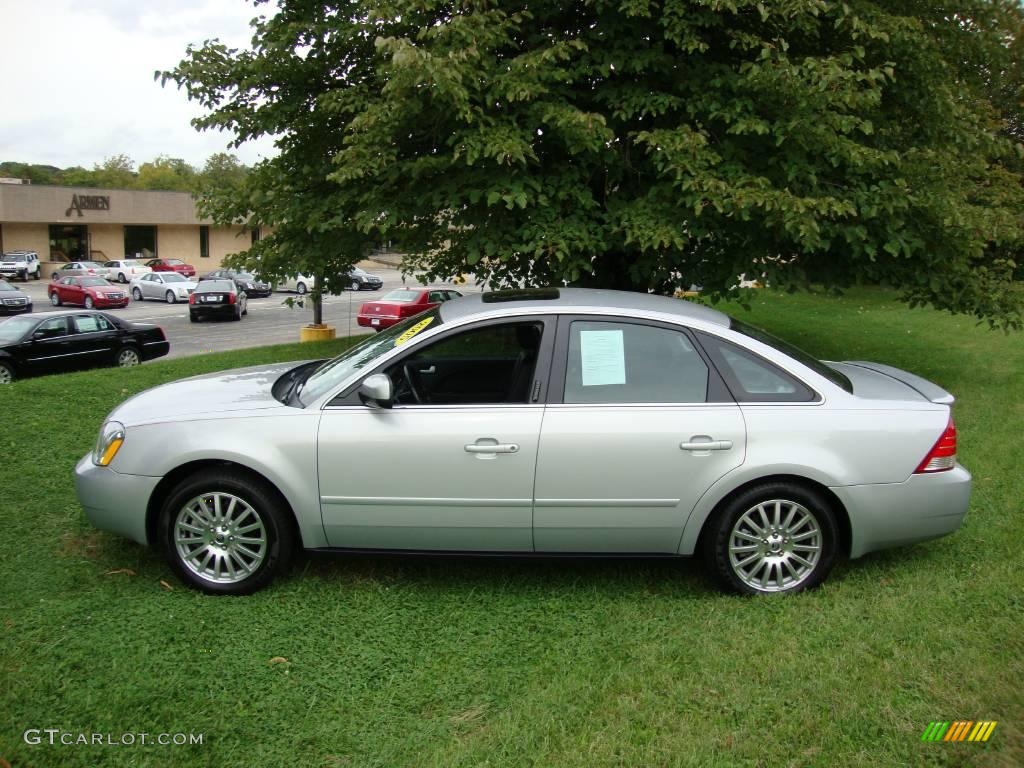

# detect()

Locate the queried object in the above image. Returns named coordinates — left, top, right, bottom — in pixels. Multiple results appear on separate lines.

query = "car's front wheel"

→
left=158, top=469, right=295, bottom=594
left=165, top=290, right=176, bottom=304
left=703, top=482, right=839, bottom=595
left=132, top=287, right=143, bottom=301
left=50, top=293, right=60, bottom=306
left=84, top=296, right=94, bottom=309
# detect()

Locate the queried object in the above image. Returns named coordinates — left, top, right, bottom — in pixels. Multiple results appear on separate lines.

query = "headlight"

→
left=93, top=421, right=125, bottom=467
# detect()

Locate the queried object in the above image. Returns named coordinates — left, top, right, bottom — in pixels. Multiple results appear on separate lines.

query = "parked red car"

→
left=357, top=287, right=463, bottom=330
left=145, top=258, right=196, bottom=278
left=49, top=277, right=130, bottom=309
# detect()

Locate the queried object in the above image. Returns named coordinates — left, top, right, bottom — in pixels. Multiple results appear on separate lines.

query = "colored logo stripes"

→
left=921, top=721, right=997, bottom=742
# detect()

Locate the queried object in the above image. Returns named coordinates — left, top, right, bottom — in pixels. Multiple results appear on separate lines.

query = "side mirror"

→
left=358, top=373, right=394, bottom=408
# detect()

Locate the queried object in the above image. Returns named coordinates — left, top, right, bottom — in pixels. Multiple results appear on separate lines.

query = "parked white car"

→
left=98, top=259, right=148, bottom=284
left=130, top=272, right=197, bottom=303
left=276, top=274, right=315, bottom=294
left=0, top=251, right=42, bottom=281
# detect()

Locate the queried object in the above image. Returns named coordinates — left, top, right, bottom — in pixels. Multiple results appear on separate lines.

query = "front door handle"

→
left=418, top=365, right=436, bottom=374
left=465, top=441, right=520, bottom=454
left=680, top=439, right=733, bottom=451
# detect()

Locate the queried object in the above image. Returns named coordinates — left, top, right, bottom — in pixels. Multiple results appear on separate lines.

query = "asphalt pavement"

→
left=12, top=267, right=475, bottom=359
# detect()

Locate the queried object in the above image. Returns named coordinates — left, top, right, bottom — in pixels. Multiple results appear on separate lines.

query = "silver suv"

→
left=0, top=251, right=41, bottom=281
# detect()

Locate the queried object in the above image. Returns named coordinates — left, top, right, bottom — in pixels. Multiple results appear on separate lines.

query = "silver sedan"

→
left=130, top=272, right=197, bottom=303
left=75, top=288, right=970, bottom=595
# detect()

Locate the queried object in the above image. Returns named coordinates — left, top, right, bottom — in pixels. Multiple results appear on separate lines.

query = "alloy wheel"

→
left=118, top=348, right=140, bottom=367
left=174, top=492, right=268, bottom=585
left=727, top=499, right=822, bottom=592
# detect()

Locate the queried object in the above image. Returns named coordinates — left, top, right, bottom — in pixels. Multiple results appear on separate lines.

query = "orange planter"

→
left=299, top=324, right=336, bottom=343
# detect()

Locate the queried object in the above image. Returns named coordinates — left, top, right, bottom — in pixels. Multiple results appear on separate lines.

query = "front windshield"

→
left=298, top=308, right=443, bottom=405
left=80, top=278, right=108, bottom=287
left=0, top=280, right=13, bottom=291
left=162, top=273, right=187, bottom=283
left=0, top=316, right=37, bottom=343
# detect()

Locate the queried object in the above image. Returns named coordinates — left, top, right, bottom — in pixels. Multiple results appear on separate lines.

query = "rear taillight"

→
left=915, top=418, right=957, bottom=473
left=188, top=294, right=196, bottom=304
left=227, top=293, right=236, bottom=304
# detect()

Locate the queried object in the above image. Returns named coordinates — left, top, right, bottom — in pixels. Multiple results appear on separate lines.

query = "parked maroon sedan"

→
left=145, top=258, right=196, bottom=278
left=357, top=287, right=463, bottom=330
left=49, top=277, right=130, bottom=310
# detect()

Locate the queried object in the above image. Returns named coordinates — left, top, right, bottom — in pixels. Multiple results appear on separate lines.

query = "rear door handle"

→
left=680, top=439, right=733, bottom=451
left=465, top=442, right=519, bottom=454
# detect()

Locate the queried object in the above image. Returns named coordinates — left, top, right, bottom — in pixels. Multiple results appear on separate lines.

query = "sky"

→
left=0, top=0, right=278, bottom=171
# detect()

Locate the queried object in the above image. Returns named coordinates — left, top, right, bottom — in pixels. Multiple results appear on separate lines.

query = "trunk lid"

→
left=828, top=361, right=954, bottom=404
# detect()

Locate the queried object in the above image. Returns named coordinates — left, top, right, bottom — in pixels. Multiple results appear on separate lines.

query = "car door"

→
left=142, top=273, right=161, bottom=299
left=70, top=313, right=119, bottom=366
left=63, top=278, right=84, bottom=305
left=317, top=317, right=555, bottom=551
left=533, top=316, right=746, bottom=553
left=22, top=316, right=80, bottom=373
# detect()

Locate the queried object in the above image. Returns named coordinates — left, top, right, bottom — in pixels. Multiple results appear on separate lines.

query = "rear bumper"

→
left=832, top=465, right=972, bottom=558
left=141, top=339, right=170, bottom=361
left=75, top=454, right=160, bottom=546
left=190, top=304, right=236, bottom=319
left=357, top=314, right=399, bottom=328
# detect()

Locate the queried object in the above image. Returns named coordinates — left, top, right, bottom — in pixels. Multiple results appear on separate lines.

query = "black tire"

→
left=50, top=292, right=61, bottom=306
left=702, top=482, right=839, bottom=595
left=132, top=287, right=143, bottom=301
left=0, top=360, right=14, bottom=384
left=165, top=290, right=176, bottom=304
left=350, top=280, right=360, bottom=291
left=189, top=313, right=198, bottom=323
left=116, top=346, right=141, bottom=368
left=84, top=296, right=94, bottom=309
left=158, top=469, right=295, bottom=595
left=118, top=273, right=128, bottom=283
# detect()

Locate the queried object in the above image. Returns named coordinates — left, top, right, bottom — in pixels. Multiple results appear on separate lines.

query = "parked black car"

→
left=346, top=267, right=383, bottom=291
left=0, top=280, right=32, bottom=315
left=203, top=269, right=272, bottom=298
left=189, top=279, right=248, bottom=322
left=0, top=310, right=169, bottom=383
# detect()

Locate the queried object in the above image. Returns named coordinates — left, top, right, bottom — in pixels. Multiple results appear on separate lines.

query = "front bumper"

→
left=832, top=464, right=972, bottom=558
left=95, top=297, right=129, bottom=308
left=0, top=301, right=31, bottom=314
left=75, top=454, right=161, bottom=546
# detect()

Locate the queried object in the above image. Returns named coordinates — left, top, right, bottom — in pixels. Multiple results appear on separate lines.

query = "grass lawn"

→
left=0, top=288, right=1021, bottom=767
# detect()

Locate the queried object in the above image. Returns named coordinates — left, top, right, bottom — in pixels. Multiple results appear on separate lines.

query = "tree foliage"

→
left=163, top=0, right=1024, bottom=328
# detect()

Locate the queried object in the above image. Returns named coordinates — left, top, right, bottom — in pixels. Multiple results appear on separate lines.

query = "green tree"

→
left=136, top=156, right=197, bottom=191
left=163, top=0, right=1024, bottom=328
left=90, top=154, right=137, bottom=189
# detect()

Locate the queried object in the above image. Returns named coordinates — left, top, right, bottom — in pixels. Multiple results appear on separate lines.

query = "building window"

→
left=250, top=227, right=261, bottom=246
left=199, top=225, right=210, bottom=258
left=124, top=226, right=156, bottom=259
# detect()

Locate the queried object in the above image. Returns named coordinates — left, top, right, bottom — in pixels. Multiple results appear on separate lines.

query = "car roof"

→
left=438, top=287, right=730, bottom=327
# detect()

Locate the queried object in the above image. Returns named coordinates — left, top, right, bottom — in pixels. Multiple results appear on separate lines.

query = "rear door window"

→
left=563, top=320, right=712, bottom=404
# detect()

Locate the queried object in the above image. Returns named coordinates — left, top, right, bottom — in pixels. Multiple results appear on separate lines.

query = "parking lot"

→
left=10, top=266, right=474, bottom=359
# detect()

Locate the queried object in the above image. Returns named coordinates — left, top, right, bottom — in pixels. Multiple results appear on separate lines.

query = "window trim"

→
left=549, top=315, right=733, bottom=406
left=327, top=315, right=557, bottom=408
left=694, top=330, right=821, bottom=404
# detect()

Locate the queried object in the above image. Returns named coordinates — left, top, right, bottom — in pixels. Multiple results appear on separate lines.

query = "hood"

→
left=110, top=361, right=308, bottom=426
left=0, top=288, right=27, bottom=298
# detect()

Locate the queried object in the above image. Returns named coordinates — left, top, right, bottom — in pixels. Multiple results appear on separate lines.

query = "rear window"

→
left=198, top=280, right=234, bottom=292
left=166, top=259, right=185, bottom=265
left=727, top=318, right=852, bottom=393
left=382, top=289, right=420, bottom=302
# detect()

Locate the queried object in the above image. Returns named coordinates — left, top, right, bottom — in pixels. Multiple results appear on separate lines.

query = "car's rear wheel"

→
left=158, top=469, right=295, bottom=595
left=704, top=482, right=838, bottom=595
left=84, top=296, right=94, bottom=309
left=165, top=290, right=176, bottom=304
left=118, top=272, right=127, bottom=283
left=50, top=293, right=60, bottom=306
left=0, top=361, right=14, bottom=384
left=132, top=287, right=143, bottom=301
left=117, top=347, right=141, bottom=367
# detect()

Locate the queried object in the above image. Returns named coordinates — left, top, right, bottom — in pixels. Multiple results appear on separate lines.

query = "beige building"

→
left=0, top=184, right=257, bottom=276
